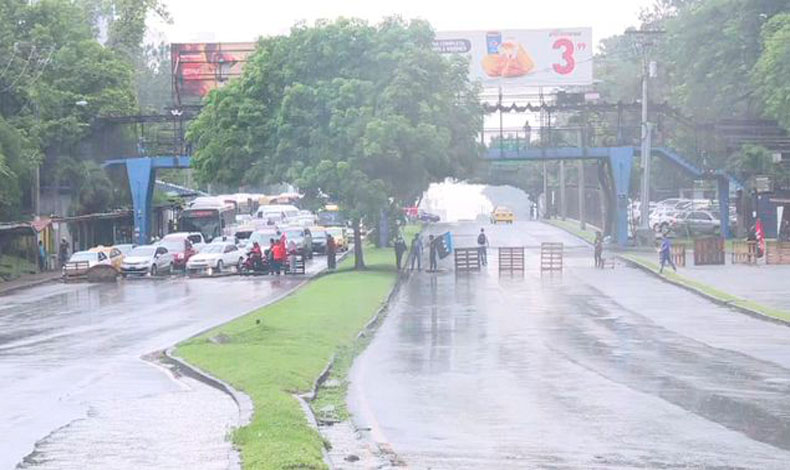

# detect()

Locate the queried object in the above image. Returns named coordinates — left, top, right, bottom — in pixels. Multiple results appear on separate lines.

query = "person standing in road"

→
left=477, top=228, right=489, bottom=266
left=37, top=240, right=47, bottom=271
left=394, top=237, right=407, bottom=270
left=409, top=232, right=423, bottom=271
left=272, top=239, right=286, bottom=275
left=326, top=234, right=337, bottom=270
left=58, top=238, right=70, bottom=268
left=659, top=234, right=677, bottom=274
left=267, top=238, right=276, bottom=274
left=428, top=234, right=438, bottom=272
left=594, top=231, right=604, bottom=269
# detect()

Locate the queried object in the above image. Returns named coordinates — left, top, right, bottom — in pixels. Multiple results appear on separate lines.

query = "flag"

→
left=436, top=232, right=453, bottom=259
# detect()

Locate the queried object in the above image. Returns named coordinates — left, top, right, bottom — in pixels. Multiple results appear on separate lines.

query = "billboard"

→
left=433, top=29, right=593, bottom=87
left=171, top=42, right=257, bottom=106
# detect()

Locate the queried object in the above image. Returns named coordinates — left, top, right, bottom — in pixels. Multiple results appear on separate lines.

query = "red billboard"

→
left=171, top=42, right=256, bottom=106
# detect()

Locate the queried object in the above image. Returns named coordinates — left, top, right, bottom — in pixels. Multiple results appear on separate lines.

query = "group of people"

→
left=394, top=228, right=490, bottom=272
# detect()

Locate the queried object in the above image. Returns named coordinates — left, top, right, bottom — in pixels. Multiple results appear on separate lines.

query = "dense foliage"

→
left=188, top=18, right=482, bottom=267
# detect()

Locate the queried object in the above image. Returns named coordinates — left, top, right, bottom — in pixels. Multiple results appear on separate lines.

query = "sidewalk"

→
left=0, top=271, right=60, bottom=296
left=543, top=219, right=790, bottom=324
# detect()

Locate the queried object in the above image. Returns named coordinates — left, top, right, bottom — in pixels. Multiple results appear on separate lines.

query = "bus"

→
left=317, top=204, right=346, bottom=227
left=179, top=198, right=236, bottom=242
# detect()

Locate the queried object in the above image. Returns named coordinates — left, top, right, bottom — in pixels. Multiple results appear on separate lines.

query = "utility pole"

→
left=626, top=28, right=664, bottom=234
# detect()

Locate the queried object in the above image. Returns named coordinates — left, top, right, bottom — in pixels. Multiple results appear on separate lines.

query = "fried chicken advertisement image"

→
left=481, top=34, right=535, bottom=78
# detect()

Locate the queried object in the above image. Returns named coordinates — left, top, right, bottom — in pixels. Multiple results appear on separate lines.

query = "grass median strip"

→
left=621, top=253, right=790, bottom=323
left=544, top=218, right=597, bottom=244
left=175, top=246, right=398, bottom=469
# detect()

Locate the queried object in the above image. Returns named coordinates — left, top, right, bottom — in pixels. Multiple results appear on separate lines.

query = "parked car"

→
left=186, top=242, right=244, bottom=275
left=326, top=227, right=349, bottom=251
left=418, top=210, right=441, bottom=223
left=120, top=245, right=174, bottom=277
left=156, top=238, right=198, bottom=270
left=161, top=232, right=205, bottom=251
left=676, top=210, right=720, bottom=236
left=491, top=206, right=515, bottom=224
left=89, top=246, right=124, bottom=270
left=62, top=250, right=112, bottom=278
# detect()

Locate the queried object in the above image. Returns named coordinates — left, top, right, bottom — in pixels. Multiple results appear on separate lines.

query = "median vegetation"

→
left=175, top=246, right=399, bottom=469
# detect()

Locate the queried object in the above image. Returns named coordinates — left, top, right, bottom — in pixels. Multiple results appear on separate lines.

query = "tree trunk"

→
left=353, top=218, right=365, bottom=269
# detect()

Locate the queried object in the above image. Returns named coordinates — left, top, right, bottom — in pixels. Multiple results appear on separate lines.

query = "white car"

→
left=121, top=245, right=174, bottom=277
left=186, top=242, right=244, bottom=274
left=161, top=232, right=206, bottom=251
left=62, top=250, right=112, bottom=277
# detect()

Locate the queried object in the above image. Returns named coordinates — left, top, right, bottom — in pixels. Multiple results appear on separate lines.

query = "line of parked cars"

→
left=62, top=206, right=354, bottom=280
left=640, top=198, right=736, bottom=237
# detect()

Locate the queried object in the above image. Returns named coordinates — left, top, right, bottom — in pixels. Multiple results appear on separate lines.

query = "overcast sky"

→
left=149, top=0, right=654, bottom=47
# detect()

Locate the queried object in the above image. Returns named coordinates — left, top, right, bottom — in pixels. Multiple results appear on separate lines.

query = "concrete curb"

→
left=619, top=255, right=790, bottom=328
left=0, top=274, right=60, bottom=296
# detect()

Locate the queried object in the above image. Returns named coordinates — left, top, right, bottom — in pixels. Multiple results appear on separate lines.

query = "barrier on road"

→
left=766, top=241, right=790, bottom=265
left=694, top=237, right=724, bottom=266
left=731, top=240, right=759, bottom=265
left=499, top=247, right=525, bottom=274
left=454, top=247, right=481, bottom=272
left=541, top=242, right=563, bottom=272
left=287, top=254, right=306, bottom=275
left=671, top=244, right=687, bottom=268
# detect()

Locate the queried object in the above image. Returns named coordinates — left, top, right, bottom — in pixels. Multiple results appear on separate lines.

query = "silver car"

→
left=676, top=210, right=720, bottom=236
left=120, top=245, right=174, bottom=277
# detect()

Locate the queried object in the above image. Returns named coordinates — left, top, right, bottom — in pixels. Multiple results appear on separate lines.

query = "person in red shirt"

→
left=272, top=239, right=287, bottom=275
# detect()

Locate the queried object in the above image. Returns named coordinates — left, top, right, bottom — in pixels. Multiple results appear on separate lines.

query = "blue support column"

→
left=718, top=177, right=731, bottom=239
left=608, top=147, right=634, bottom=247
left=125, top=158, right=156, bottom=246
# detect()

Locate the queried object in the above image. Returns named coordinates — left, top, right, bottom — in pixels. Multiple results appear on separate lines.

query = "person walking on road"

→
left=594, top=231, right=604, bottom=269
left=409, top=232, right=423, bottom=271
left=659, top=234, right=677, bottom=274
left=394, top=236, right=407, bottom=270
left=58, top=238, right=70, bottom=268
left=428, top=234, right=438, bottom=272
left=326, top=234, right=337, bottom=270
left=477, top=228, right=489, bottom=266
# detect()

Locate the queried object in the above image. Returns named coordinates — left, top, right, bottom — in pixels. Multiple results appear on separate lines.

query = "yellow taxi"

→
left=89, top=245, right=124, bottom=270
left=326, top=227, right=349, bottom=251
left=491, top=206, right=515, bottom=224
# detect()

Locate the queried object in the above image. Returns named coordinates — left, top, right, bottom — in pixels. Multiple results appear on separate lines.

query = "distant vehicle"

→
left=233, top=227, right=255, bottom=249
left=157, top=236, right=199, bottom=270
left=282, top=227, right=313, bottom=258
left=120, top=245, right=174, bottom=277
left=62, top=250, right=111, bottom=278
left=247, top=228, right=280, bottom=253
left=256, top=204, right=300, bottom=225
left=317, top=207, right=346, bottom=227
left=89, top=245, right=124, bottom=270
left=179, top=198, right=236, bottom=242
left=162, top=232, right=205, bottom=250
left=326, top=227, right=349, bottom=252
left=491, top=207, right=514, bottom=224
left=418, top=210, right=441, bottom=223
left=311, top=229, right=328, bottom=254
left=113, top=244, right=136, bottom=257
left=676, top=210, right=720, bottom=236
left=186, top=242, right=244, bottom=275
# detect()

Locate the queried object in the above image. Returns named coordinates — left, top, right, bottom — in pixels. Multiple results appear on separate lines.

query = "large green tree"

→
left=188, top=18, right=482, bottom=268
left=752, top=12, right=790, bottom=129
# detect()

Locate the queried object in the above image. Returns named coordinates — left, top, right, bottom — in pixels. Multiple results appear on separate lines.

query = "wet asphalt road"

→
left=350, top=221, right=790, bottom=469
left=0, top=263, right=323, bottom=470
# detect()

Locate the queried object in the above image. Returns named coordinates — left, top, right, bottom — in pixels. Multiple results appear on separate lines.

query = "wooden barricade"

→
left=694, top=237, right=725, bottom=266
left=731, top=241, right=759, bottom=265
left=541, top=242, right=563, bottom=272
left=671, top=244, right=687, bottom=268
left=766, top=241, right=790, bottom=265
left=499, top=247, right=525, bottom=274
left=454, top=248, right=481, bottom=272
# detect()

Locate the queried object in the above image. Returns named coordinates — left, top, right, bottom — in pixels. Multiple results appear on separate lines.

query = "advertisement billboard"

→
left=171, top=42, right=257, bottom=105
left=433, top=29, right=593, bottom=87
